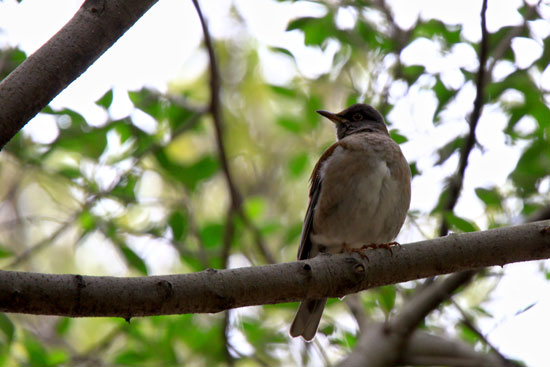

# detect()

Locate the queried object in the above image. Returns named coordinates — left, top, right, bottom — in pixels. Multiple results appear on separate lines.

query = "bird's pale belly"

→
left=310, top=160, right=406, bottom=253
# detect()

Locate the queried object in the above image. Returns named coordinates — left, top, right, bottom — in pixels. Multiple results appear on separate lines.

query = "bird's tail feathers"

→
left=289, top=298, right=327, bottom=341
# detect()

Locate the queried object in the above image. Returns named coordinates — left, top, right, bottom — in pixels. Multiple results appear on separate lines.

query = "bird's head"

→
left=316, top=103, right=388, bottom=140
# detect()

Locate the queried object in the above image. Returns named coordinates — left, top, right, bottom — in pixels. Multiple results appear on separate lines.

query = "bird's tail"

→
left=289, top=298, right=327, bottom=341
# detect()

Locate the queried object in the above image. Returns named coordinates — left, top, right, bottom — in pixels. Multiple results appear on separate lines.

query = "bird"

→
left=289, top=103, right=411, bottom=341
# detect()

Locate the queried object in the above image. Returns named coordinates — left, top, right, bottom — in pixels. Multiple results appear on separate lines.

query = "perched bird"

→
left=289, top=103, right=411, bottom=341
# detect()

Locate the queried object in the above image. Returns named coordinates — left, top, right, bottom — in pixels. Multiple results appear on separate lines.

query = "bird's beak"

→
left=316, top=110, right=346, bottom=124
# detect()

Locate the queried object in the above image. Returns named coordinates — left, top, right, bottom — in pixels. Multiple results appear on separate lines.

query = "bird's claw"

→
left=342, top=243, right=370, bottom=261
left=360, top=242, right=400, bottom=256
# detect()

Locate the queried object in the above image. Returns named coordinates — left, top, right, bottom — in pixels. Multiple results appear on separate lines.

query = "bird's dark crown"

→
left=317, top=103, right=388, bottom=140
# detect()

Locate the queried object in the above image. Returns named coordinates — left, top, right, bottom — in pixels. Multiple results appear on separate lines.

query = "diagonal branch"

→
left=0, top=0, right=158, bottom=149
left=1, top=220, right=549, bottom=317
left=192, top=0, right=240, bottom=213
left=191, top=2, right=238, bottom=363
left=452, top=299, right=517, bottom=366
left=337, top=271, right=475, bottom=367
left=192, top=0, right=275, bottom=266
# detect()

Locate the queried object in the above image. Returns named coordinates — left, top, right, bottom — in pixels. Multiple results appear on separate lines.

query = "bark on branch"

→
left=0, top=0, right=158, bottom=149
left=1, top=220, right=549, bottom=317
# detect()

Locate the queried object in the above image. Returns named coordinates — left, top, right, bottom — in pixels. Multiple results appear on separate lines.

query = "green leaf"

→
left=242, top=319, right=285, bottom=347
left=412, top=19, right=461, bottom=47
left=475, top=187, right=502, bottom=209
left=23, top=333, right=49, bottom=365
left=182, top=155, right=220, bottom=190
left=129, top=88, right=162, bottom=118
left=180, top=254, right=205, bottom=272
left=79, top=210, right=97, bottom=235
left=276, top=116, right=302, bottom=133
left=260, top=221, right=282, bottom=236
left=111, top=175, right=137, bottom=201
left=269, top=46, right=295, bottom=61
left=0, top=47, right=26, bottom=79
left=155, top=150, right=219, bottom=191
left=409, top=161, right=421, bottom=177
left=0, top=246, right=13, bottom=258
left=115, top=350, right=146, bottom=365
left=390, top=130, right=408, bottom=144
left=58, top=167, right=81, bottom=180
left=120, top=246, right=148, bottom=275
left=444, top=212, right=478, bottom=232
left=377, top=285, right=396, bottom=314
left=401, top=65, right=425, bottom=85
left=52, top=124, right=108, bottom=159
left=284, top=222, right=303, bottom=245
left=510, top=139, right=550, bottom=196
left=458, top=323, right=480, bottom=345
left=55, top=318, right=71, bottom=336
left=346, top=94, right=358, bottom=107
left=287, top=15, right=334, bottom=47
left=435, top=136, right=465, bottom=165
left=433, top=77, right=456, bottom=121
left=43, top=108, right=87, bottom=129
left=244, top=197, right=266, bottom=220
left=169, top=210, right=188, bottom=242
left=305, top=94, right=322, bottom=127
left=356, top=21, right=394, bottom=52
left=199, top=223, right=224, bottom=248
left=535, top=36, right=550, bottom=70
left=269, top=85, right=297, bottom=98
left=0, top=314, right=14, bottom=345
left=96, top=89, right=114, bottom=109
left=288, top=152, right=309, bottom=178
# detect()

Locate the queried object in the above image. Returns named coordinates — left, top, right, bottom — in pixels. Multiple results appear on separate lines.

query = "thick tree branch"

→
left=1, top=220, right=549, bottom=317
left=399, top=331, right=506, bottom=367
left=0, top=0, right=158, bottom=149
left=337, top=271, right=475, bottom=367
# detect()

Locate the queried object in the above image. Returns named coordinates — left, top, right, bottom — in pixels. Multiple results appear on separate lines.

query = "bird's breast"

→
left=310, top=140, right=409, bottom=252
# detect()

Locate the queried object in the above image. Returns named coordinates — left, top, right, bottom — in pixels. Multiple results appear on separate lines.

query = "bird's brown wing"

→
left=297, top=142, right=340, bottom=260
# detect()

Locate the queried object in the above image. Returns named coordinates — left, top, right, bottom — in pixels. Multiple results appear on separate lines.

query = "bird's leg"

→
left=342, top=243, right=369, bottom=261
left=360, top=242, right=400, bottom=256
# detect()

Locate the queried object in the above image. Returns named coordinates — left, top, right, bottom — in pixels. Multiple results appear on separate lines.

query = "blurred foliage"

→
left=1, top=0, right=550, bottom=366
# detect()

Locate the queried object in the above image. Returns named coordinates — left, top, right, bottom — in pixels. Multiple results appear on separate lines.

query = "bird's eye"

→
left=353, top=113, right=362, bottom=121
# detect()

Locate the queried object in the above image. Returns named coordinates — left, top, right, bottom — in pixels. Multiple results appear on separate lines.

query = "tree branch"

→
left=337, top=271, right=475, bottom=367
left=191, top=0, right=275, bottom=266
left=1, top=220, right=549, bottom=317
left=398, top=331, right=507, bottom=367
left=0, top=0, right=158, bottom=149
left=191, top=2, right=240, bottom=361
left=438, top=0, right=489, bottom=236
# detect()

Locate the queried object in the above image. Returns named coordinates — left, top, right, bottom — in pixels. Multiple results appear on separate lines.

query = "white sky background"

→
left=1, top=0, right=550, bottom=365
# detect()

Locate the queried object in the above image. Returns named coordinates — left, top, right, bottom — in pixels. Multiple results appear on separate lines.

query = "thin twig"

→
left=6, top=198, right=95, bottom=268
left=451, top=299, right=518, bottom=366
left=191, top=1, right=238, bottom=364
left=5, top=111, right=204, bottom=268
left=239, top=213, right=277, bottom=264
left=191, top=0, right=276, bottom=268
left=191, top=0, right=241, bottom=210
left=487, top=1, right=540, bottom=78
left=438, top=0, right=490, bottom=236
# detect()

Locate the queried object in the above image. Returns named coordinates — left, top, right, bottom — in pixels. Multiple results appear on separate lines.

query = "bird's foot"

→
left=360, top=242, right=400, bottom=256
left=342, top=243, right=369, bottom=261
